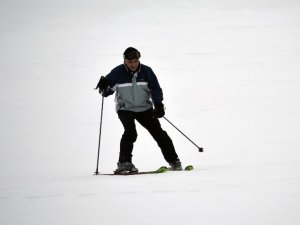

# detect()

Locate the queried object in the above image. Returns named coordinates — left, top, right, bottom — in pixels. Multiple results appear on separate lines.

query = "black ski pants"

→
left=117, top=108, right=179, bottom=163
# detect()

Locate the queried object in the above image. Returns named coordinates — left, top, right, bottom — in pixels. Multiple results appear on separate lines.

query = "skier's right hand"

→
left=96, top=76, right=109, bottom=93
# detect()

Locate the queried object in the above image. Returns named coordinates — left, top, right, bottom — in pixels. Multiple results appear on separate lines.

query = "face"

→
left=124, top=58, right=140, bottom=72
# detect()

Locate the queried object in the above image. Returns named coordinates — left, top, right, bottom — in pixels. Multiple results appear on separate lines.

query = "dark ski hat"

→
left=123, top=47, right=141, bottom=60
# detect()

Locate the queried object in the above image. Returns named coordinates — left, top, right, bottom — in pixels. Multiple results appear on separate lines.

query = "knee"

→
left=122, top=130, right=137, bottom=142
left=155, top=130, right=171, bottom=142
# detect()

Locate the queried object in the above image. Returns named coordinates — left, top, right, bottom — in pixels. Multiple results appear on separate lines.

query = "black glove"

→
left=153, top=104, right=165, bottom=118
left=96, top=76, right=109, bottom=93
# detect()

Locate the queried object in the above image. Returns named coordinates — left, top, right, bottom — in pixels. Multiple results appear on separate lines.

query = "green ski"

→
left=97, top=165, right=193, bottom=176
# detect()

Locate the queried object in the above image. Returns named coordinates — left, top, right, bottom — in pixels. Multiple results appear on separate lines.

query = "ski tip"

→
left=156, top=166, right=168, bottom=173
left=184, top=165, right=194, bottom=171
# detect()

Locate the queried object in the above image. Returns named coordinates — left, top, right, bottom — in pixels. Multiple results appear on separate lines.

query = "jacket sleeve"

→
left=146, top=67, right=163, bottom=105
left=101, top=68, right=118, bottom=97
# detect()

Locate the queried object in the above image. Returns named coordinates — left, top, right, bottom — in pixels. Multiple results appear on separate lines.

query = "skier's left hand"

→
left=153, top=104, right=165, bottom=118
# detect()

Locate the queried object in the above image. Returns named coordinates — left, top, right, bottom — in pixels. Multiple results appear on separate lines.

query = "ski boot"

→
left=169, top=160, right=183, bottom=171
left=114, top=162, right=138, bottom=174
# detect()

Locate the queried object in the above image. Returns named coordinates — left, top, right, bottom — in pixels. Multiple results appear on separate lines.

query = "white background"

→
left=1, top=0, right=300, bottom=224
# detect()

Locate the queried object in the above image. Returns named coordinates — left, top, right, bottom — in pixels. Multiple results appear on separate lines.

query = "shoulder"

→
left=108, top=64, right=127, bottom=79
left=140, top=64, right=155, bottom=76
left=140, top=64, right=152, bottom=71
left=111, top=64, right=126, bottom=74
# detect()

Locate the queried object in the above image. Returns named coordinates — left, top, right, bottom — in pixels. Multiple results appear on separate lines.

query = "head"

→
left=123, top=47, right=141, bottom=72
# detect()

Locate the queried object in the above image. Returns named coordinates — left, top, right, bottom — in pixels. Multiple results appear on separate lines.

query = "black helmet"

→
left=123, top=47, right=141, bottom=60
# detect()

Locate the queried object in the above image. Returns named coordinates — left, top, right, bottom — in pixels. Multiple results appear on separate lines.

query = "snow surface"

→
left=1, top=0, right=300, bottom=224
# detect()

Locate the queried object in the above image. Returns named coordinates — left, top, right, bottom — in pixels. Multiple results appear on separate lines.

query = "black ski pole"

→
left=163, top=117, right=203, bottom=152
left=94, top=96, right=104, bottom=175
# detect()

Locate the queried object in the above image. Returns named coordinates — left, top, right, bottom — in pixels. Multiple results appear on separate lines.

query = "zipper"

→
left=131, top=72, right=137, bottom=103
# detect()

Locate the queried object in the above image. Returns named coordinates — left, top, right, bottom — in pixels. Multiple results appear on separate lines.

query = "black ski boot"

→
left=114, top=162, right=138, bottom=174
left=169, top=160, right=183, bottom=171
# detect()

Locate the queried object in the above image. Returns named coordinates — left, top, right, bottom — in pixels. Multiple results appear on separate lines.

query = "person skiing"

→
left=96, top=47, right=182, bottom=173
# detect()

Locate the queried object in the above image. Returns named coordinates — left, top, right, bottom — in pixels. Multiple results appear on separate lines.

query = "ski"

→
left=184, top=165, right=194, bottom=171
left=97, top=165, right=193, bottom=176
left=102, top=166, right=168, bottom=176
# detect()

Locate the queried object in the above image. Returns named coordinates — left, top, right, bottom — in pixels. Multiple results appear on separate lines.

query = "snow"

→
left=1, top=0, right=300, bottom=224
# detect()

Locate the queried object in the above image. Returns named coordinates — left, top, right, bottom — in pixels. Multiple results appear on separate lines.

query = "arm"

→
left=146, top=67, right=163, bottom=105
left=146, top=67, right=165, bottom=118
left=95, top=70, right=118, bottom=97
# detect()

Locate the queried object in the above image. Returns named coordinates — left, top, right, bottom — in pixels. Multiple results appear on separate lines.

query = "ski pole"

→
left=163, top=117, right=204, bottom=152
left=94, top=96, right=104, bottom=175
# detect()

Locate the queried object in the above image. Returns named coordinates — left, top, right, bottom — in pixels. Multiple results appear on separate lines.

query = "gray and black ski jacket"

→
left=102, top=64, right=163, bottom=112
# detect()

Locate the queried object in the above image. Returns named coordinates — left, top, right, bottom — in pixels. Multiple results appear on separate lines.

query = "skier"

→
left=96, top=47, right=182, bottom=173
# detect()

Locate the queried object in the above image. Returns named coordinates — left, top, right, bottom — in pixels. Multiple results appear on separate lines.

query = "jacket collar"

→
left=123, top=63, right=141, bottom=74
